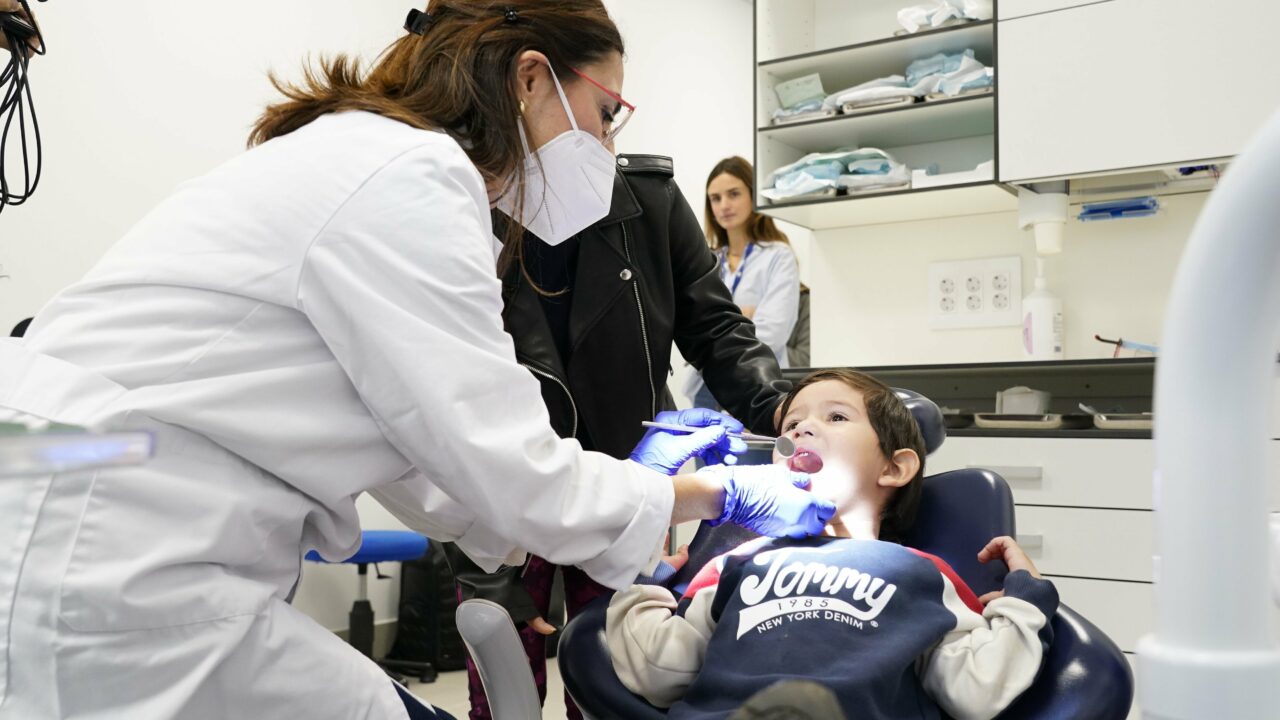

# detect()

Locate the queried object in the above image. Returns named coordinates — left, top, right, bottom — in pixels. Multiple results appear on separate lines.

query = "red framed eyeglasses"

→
left=569, top=66, right=635, bottom=144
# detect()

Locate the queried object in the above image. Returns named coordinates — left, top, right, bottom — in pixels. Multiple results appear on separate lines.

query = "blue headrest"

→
left=894, top=388, right=945, bottom=456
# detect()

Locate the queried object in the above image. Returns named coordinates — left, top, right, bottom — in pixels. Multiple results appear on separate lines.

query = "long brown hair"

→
left=704, top=156, right=788, bottom=251
left=776, top=369, right=927, bottom=544
left=248, top=0, right=624, bottom=278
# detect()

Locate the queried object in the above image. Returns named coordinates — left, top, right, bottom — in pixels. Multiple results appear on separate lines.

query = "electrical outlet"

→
left=928, top=256, right=1022, bottom=329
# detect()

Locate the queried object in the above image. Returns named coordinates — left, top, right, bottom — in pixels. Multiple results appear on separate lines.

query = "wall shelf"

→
left=781, top=357, right=1156, bottom=415
left=759, top=21, right=994, bottom=91
left=760, top=94, right=994, bottom=155
left=755, top=1, right=1000, bottom=231
left=760, top=181, right=1015, bottom=229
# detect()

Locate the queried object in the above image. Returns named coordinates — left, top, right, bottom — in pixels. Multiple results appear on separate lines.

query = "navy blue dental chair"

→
left=555, top=390, right=1135, bottom=720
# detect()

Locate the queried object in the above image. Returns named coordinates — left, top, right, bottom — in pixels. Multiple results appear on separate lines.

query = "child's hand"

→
left=527, top=616, right=557, bottom=636
left=661, top=543, right=690, bottom=572
left=976, top=536, right=1042, bottom=605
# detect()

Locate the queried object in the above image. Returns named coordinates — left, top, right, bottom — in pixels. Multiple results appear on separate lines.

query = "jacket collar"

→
left=499, top=168, right=644, bottom=375
left=596, top=168, right=643, bottom=227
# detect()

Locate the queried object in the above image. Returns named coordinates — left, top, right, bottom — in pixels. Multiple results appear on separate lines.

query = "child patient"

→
left=606, top=369, right=1058, bottom=720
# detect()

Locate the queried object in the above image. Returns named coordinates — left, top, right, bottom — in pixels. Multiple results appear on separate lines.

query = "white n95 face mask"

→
left=495, top=62, right=616, bottom=246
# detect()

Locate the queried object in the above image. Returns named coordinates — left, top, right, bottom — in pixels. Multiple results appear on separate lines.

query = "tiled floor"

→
left=409, top=665, right=570, bottom=719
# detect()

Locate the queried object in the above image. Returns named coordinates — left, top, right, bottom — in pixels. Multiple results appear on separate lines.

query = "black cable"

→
left=1, top=0, right=47, bottom=215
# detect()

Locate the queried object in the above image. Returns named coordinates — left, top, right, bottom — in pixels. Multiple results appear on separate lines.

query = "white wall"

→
left=0, top=1, right=409, bottom=334
left=609, top=0, right=754, bottom=234
left=809, top=194, right=1203, bottom=367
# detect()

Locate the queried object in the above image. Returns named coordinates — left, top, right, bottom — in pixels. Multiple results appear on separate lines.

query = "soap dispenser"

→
left=1022, top=257, right=1064, bottom=360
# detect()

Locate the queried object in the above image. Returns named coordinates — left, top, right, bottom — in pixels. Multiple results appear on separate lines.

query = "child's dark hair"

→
left=775, top=369, right=927, bottom=543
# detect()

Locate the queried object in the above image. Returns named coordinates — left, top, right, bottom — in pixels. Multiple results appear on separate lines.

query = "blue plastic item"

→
left=1177, top=164, right=1218, bottom=176
left=1077, top=197, right=1160, bottom=222
left=305, top=529, right=428, bottom=564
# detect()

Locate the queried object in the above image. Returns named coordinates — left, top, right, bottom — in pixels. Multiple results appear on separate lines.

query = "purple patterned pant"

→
left=461, top=555, right=611, bottom=720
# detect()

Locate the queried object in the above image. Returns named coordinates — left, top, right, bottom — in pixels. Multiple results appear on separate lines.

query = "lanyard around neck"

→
left=725, top=243, right=755, bottom=295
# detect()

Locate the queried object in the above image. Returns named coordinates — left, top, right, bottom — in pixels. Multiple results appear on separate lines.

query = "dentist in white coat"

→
left=0, top=2, right=833, bottom=718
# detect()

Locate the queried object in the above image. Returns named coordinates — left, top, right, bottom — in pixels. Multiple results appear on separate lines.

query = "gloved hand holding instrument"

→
left=630, top=408, right=834, bottom=538
left=451, top=408, right=834, bottom=638
left=630, top=407, right=750, bottom=472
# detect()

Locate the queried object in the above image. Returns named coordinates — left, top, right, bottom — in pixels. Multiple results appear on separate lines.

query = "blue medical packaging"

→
left=1077, top=196, right=1160, bottom=222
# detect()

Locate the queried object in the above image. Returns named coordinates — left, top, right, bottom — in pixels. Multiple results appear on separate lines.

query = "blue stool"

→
left=305, top=529, right=437, bottom=683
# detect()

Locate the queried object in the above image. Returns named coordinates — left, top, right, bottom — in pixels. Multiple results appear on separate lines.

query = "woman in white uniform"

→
left=0, top=2, right=834, bottom=718
left=687, top=156, right=801, bottom=410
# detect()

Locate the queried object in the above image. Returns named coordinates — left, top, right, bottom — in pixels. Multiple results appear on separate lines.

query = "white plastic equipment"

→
left=1017, top=187, right=1068, bottom=255
left=1137, top=107, right=1280, bottom=718
left=1021, top=257, right=1064, bottom=360
left=456, top=599, right=543, bottom=720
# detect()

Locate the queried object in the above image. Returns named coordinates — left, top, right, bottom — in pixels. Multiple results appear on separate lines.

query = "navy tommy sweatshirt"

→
left=606, top=536, right=1059, bottom=720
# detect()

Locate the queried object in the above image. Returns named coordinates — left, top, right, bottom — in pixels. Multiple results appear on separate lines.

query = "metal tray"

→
left=1092, top=413, right=1153, bottom=430
left=973, top=413, right=1094, bottom=430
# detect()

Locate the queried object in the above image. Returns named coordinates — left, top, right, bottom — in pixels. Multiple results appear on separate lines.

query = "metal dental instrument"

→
left=640, top=421, right=796, bottom=457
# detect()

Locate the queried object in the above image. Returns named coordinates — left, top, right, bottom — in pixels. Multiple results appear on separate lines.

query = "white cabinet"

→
left=998, top=0, right=1280, bottom=182
left=1014, top=505, right=1154, bottom=581
left=996, top=0, right=1114, bottom=21
left=1048, top=576, right=1151, bottom=652
left=929, top=437, right=1158, bottom=655
left=930, top=434, right=1280, bottom=718
left=754, top=1, right=1013, bottom=229
left=929, top=437, right=1155, bottom=508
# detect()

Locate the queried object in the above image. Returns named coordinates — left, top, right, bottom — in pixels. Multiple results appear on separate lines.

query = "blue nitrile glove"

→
left=699, top=464, right=836, bottom=538
left=628, top=409, right=750, bottom=475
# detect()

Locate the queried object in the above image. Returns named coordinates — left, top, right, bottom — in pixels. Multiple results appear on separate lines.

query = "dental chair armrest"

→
left=558, top=595, right=667, bottom=720
left=455, top=600, right=543, bottom=720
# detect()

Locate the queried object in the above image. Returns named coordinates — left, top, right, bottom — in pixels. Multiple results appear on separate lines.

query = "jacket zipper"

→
left=621, top=223, right=658, bottom=418
left=520, top=361, right=578, bottom=440
left=518, top=360, right=573, bottom=577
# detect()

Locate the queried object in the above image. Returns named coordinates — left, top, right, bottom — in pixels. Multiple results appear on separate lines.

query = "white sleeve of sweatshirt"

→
left=605, top=584, right=719, bottom=708
left=918, top=571, right=1053, bottom=720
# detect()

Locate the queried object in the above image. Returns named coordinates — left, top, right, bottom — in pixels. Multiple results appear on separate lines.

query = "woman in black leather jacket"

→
left=447, top=153, right=791, bottom=720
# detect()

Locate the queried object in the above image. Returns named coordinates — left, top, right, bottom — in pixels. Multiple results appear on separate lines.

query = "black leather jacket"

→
left=445, top=154, right=792, bottom=620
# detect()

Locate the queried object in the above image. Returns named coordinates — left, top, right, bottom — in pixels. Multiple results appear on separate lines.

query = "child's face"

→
left=773, top=380, right=892, bottom=516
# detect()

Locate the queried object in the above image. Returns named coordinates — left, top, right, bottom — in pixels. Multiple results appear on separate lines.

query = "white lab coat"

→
left=0, top=111, right=672, bottom=719
left=684, top=241, right=799, bottom=402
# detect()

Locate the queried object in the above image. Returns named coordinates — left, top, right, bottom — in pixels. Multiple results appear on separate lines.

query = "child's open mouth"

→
left=787, top=448, right=824, bottom=474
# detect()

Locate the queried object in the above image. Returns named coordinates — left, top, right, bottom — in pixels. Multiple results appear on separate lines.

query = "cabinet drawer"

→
left=1015, top=506, right=1153, bottom=582
left=997, top=0, right=1113, bottom=21
left=1049, top=576, right=1151, bottom=653
left=1061, top=579, right=1280, bottom=662
left=929, top=438, right=1153, bottom=509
